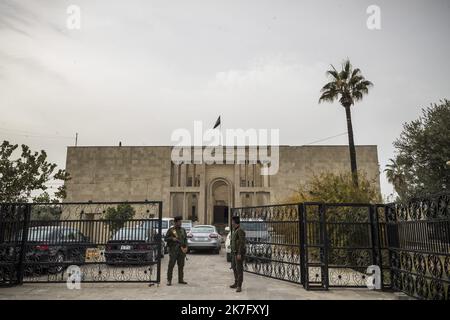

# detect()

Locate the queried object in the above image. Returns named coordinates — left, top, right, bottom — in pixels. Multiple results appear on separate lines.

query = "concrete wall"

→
left=64, top=145, right=380, bottom=221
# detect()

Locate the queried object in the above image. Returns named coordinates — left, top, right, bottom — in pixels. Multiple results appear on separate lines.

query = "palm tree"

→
left=319, top=59, right=373, bottom=186
left=384, top=158, right=407, bottom=200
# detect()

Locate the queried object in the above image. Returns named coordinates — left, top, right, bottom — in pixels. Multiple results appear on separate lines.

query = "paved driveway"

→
left=0, top=250, right=400, bottom=300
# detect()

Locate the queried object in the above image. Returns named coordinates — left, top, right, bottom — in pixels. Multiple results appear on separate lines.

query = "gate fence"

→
left=386, top=194, right=450, bottom=299
left=0, top=201, right=162, bottom=286
left=233, top=204, right=301, bottom=284
left=232, top=192, right=450, bottom=300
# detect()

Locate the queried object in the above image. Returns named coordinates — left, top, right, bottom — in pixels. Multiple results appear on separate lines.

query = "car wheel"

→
left=226, top=253, right=231, bottom=262
left=50, top=252, right=65, bottom=274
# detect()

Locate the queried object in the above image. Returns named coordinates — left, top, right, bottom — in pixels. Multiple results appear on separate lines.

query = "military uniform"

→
left=230, top=226, right=246, bottom=290
left=165, top=226, right=188, bottom=284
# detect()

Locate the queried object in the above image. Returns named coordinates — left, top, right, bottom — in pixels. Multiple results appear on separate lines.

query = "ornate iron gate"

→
left=0, top=204, right=30, bottom=286
left=232, top=194, right=449, bottom=299
left=300, top=202, right=389, bottom=289
left=386, top=193, right=449, bottom=300
left=0, top=201, right=162, bottom=285
left=231, top=204, right=302, bottom=284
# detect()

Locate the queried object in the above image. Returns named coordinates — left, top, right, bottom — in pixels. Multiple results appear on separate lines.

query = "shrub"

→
left=103, top=204, right=136, bottom=235
left=286, top=171, right=381, bottom=204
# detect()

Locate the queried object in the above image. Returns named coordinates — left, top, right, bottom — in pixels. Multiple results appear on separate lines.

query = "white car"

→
left=140, top=217, right=174, bottom=255
left=224, top=220, right=272, bottom=262
left=161, top=217, right=175, bottom=253
left=187, top=225, right=222, bottom=253
left=181, top=220, right=193, bottom=233
left=225, top=226, right=232, bottom=262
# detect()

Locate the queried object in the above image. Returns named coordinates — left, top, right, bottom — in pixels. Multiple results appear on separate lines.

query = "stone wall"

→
left=64, top=145, right=380, bottom=221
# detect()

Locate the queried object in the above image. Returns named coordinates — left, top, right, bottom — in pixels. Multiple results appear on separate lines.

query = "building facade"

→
left=64, top=145, right=380, bottom=224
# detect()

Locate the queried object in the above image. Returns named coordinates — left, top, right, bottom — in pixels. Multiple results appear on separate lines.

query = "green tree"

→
left=0, top=140, right=70, bottom=203
left=103, top=204, right=136, bottom=234
left=388, top=99, right=450, bottom=199
left=319, top=59, right=374, bottom=186
left=284, top=171, right=381, bottom=269
left=384, top=158, right=408, bottom=201
left=286, top=171, right=381, bottom=204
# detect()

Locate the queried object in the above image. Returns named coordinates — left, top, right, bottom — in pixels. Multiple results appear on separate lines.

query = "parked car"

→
left=187, top=225, right=221, bottom=254
left=241, top=219, right=272, bottom=261
left=181, top=220, right=193, bottom=233
left=139, top=218, right=169, bottom=258
left=105, top=227, right=159, bottom=265
left=224, top=220, right=272, bottom=262
left=10, top=226, right=93, bottom=274
left=225, top=226, right=232, bottom=262
left=160, top=217, right=174, bottom=254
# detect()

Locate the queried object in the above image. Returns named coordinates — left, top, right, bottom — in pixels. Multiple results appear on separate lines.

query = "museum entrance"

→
left=213, top=205, right=229, bottom=224
left=209, top=178, right=232, bottom=235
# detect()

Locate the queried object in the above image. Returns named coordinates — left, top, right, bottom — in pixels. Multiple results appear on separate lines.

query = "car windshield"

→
left=141, top=220, right=168, bottom=229
left=26, top=228, right=58, bottom=241
left=192, top=227, right=215, bottom=233
left=112, top=228, right=149, bottom=241
left=241, top=222, right=268, bottom=232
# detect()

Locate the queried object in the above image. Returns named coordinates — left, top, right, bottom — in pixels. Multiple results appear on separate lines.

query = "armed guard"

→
left=230, top=215, right=246, bottom=292
left=165, top=215, right=188, bottom=285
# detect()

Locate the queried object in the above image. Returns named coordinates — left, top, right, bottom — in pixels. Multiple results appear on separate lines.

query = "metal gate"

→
left=0, top=201, right=162, bottom=285
left=232, top=204, right=302, bottom=284
left=0, top=204, right=29, bottom=286
left=231, top=202, right=388, bottom=289
left=300, top=202, right=389, bottom=290
left=232, top=194, right=449, bottom=299
left=385, top=193, right=449, bottom=300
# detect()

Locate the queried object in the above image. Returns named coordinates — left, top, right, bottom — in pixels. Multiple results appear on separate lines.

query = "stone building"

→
left=64, top=145, right=380, bottom=224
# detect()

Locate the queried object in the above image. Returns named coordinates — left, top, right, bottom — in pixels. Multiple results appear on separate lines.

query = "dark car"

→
left=11, top=226, right=93, bottom=274
left=139, top=219, right=166, bottom=258
left=104, top=227, right=159, bottom=265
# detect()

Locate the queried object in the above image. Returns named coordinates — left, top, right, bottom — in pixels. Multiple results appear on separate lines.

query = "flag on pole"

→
left=213, top=116, right=221, bottom=129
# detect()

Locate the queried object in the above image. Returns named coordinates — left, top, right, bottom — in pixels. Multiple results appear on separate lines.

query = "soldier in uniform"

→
left=230, top=215, right=246, bottom=292
left=165, top=216, right=188, bottom=286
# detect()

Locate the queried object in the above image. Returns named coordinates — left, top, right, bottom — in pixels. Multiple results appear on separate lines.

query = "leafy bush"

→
left=286, top=171, right=381, bottom=204
left=282, top=171, right=381, bottom=268
left=103, top=204, right=136, bottom=234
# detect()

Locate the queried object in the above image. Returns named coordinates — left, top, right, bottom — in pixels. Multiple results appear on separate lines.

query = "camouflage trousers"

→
left=231, top=253, right=244, bottom=286
left=167, top=248, right=186, bottom=282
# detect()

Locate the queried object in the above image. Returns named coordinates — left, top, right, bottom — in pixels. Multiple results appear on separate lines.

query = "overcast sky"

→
left=0, top=0, right=449, bottom=199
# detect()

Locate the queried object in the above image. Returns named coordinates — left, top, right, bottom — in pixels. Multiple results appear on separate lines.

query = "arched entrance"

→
left=207, top=178, right=233, bottom=225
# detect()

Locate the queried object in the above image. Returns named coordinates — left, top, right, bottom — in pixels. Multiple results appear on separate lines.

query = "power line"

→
left=0, top=127, right=74, bottom=140
left=302, top=132, right=348, bottom=146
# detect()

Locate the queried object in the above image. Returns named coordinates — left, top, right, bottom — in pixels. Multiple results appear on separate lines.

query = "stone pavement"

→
left=0, top=250, right=400, bottom=300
